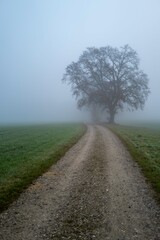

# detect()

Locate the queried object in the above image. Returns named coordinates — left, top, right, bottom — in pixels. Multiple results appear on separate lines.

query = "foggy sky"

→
left=0, top=0, right=160, bottom=124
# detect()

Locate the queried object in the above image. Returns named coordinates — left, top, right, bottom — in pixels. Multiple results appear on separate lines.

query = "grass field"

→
left=0, top=123, right=85, bottom=212
left=108, top=123, right=160, bottom=202
left=118, top=120, right=160, bottom=130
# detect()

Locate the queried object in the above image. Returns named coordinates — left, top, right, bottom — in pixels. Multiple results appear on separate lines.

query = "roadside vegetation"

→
left=108, top=123, right=160, bottom=202
left=0, top=123, right=85, bottom=212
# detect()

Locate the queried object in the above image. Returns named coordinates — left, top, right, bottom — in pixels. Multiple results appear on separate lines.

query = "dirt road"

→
left=0, top=125, right=160, bottom=240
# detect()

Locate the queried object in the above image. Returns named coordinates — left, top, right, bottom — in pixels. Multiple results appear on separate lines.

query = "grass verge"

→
left=107, top=124, right=160, bottom=203
left=0, top=123, right=86, bottom=212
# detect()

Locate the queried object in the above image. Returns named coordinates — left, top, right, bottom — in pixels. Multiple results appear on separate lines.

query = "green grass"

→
left=108, top=124, right=160, bottom=202
left=0, top=123, right=86, bottom=212
left=119, top=120, right=160, bottom=130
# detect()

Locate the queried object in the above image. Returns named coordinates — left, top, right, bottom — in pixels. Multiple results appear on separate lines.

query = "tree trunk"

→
left=108, top=111, right=115, bottom=124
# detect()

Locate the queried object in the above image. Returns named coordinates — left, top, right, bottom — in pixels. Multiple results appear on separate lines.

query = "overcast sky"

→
left=0, top=0, right=160, bottom=124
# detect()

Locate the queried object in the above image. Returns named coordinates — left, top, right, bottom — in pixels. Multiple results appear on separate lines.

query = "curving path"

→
left=0, top=125, right=160, bottom=240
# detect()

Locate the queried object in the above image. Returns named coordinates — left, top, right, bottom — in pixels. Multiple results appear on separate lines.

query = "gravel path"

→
left=0, top=125, right=160, bottom=240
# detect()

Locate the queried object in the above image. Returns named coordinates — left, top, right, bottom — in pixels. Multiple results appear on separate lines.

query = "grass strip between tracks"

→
left=107, top=124, right=160, bottom=203
left=0, top=123, right=86, bottom=212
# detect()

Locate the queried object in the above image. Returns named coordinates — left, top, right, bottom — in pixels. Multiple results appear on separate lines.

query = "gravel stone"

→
left=0, top=125, right=160, bottom=239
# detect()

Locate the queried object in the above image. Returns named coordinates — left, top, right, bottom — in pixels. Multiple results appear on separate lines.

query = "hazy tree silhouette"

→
left=62, top=45, right=150, bottom=123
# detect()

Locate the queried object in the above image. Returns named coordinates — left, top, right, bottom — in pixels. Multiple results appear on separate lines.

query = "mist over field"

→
left=0, top=0, right=160, bottom=124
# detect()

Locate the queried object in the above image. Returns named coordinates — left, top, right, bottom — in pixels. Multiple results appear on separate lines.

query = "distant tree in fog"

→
left=62, top=45, right=150, bottom=123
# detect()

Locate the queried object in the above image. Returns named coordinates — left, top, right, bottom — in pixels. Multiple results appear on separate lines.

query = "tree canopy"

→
left=62, top=45, right=150, bottom=123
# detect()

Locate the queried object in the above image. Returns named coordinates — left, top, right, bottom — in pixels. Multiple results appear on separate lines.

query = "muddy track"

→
left=0, top=125, right=160, bottom=240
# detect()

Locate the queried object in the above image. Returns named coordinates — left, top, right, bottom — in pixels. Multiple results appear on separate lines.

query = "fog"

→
left=0, top=0, right=160, bottom=124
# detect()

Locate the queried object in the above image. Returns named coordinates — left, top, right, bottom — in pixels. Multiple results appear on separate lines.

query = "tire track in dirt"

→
left=0, top=125, right=160, bottom=240
left=44, top=126, right=110, bottom=239
left=98, top=126, right=160, bottom=240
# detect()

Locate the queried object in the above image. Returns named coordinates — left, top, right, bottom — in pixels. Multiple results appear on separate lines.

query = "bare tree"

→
left=62, top=45, right=150, bottom=123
